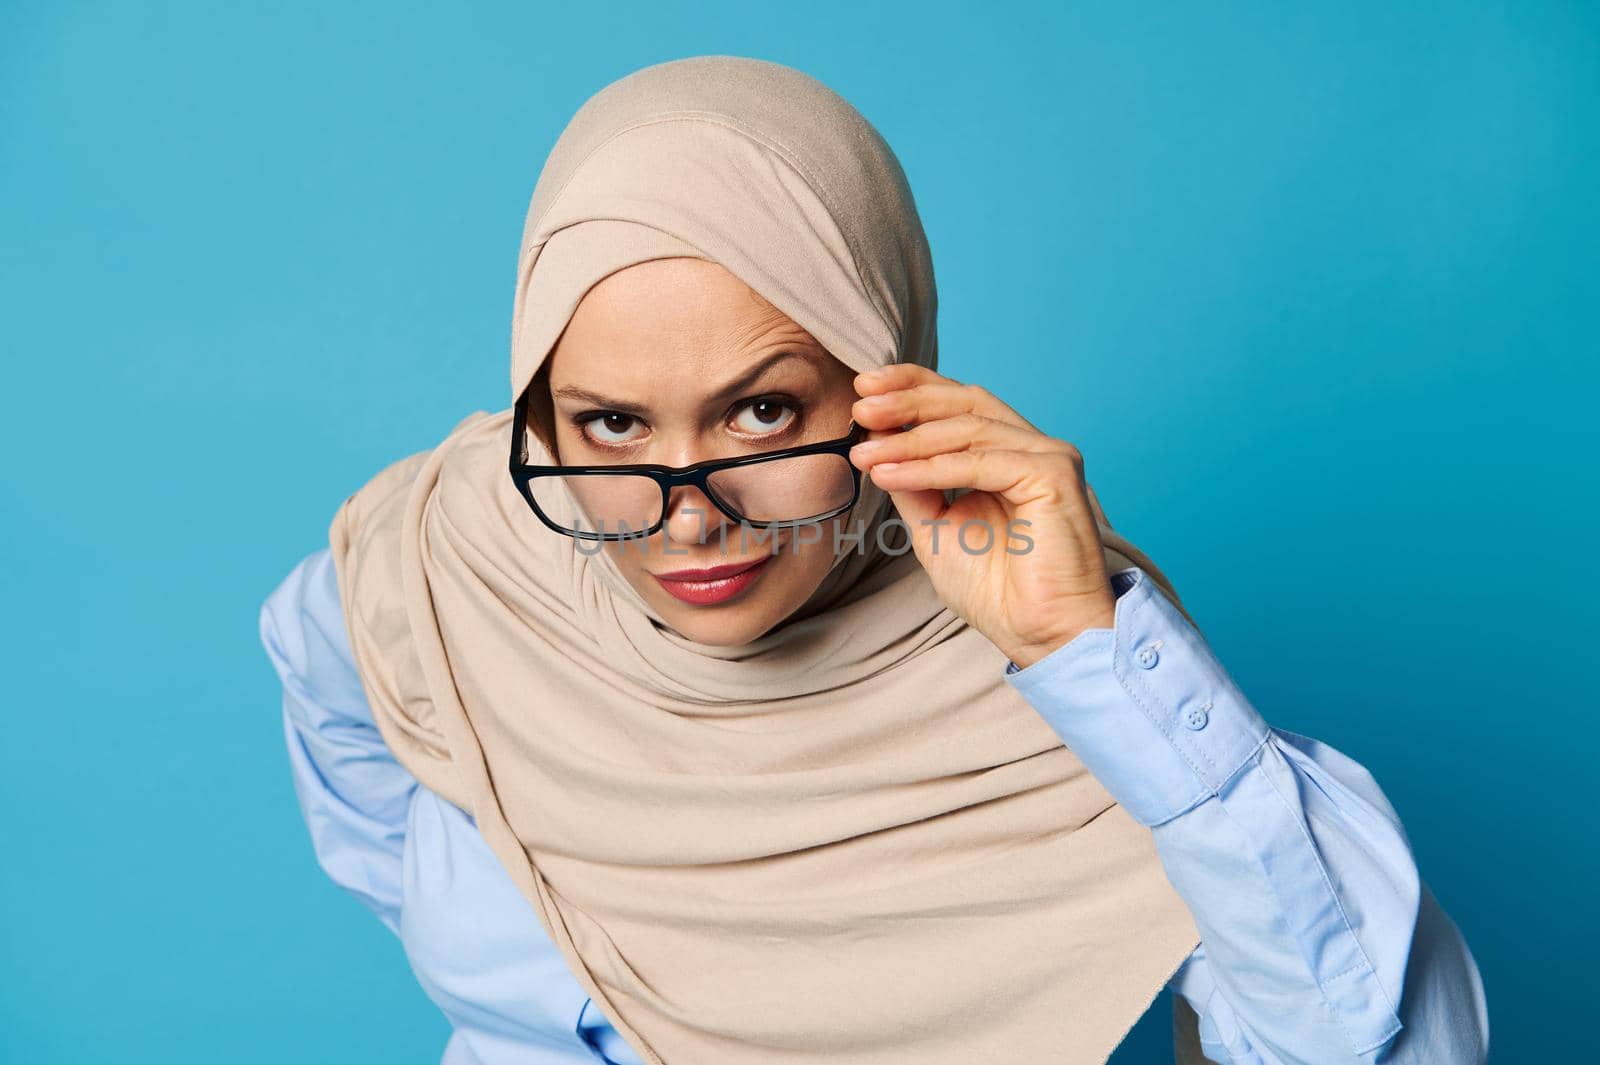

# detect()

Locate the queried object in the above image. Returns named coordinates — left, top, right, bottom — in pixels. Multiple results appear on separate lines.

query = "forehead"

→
left=547, top=257, right=816, bottom=383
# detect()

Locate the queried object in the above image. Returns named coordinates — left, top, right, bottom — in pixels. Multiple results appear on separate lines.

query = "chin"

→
left=640, top=584, right=794, bottom=644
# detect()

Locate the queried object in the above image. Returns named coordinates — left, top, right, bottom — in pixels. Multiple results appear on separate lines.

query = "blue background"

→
left=3, top=2, right=1593, bottom=1061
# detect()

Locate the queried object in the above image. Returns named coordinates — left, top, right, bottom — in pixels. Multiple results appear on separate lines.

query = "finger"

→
left=877, top=484, right=948, bottom=531
left=866, top=448, right=1081, bottom=506
left=850, top=413, right=1065, bottom=468
left=851, top=380, right=1037, bottom=433
left=852, top=363, right=946, bottom=397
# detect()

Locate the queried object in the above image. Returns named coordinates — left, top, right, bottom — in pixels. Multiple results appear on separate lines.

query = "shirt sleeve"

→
left=1005, top=567, right=1490, bottom=1064
left=259, top=546, right=420, bottom=937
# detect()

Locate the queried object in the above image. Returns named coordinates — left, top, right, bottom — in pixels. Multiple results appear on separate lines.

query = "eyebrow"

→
left=550, top=349, right=828, bottom=415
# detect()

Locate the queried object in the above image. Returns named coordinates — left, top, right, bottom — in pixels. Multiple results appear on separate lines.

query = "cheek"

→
left=599, top=542, right=651, bottom=579
left=766, top=535, right=840, bottom=590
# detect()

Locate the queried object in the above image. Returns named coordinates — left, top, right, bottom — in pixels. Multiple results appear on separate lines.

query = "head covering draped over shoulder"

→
left=329, top=55, right=1201, bottom=1064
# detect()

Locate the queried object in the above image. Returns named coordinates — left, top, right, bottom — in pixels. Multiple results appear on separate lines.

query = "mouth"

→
left=651, top=554, right=774, bottom=606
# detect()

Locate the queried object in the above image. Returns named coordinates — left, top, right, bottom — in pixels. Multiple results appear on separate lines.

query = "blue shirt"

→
left=259, top=547, right=1489, bottom=1064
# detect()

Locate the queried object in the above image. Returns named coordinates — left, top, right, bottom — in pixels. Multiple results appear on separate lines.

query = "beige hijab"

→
left=329, top=55, right=1202, bottom=1064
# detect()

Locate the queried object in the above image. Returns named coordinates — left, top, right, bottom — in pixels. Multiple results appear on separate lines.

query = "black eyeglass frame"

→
left=508, top=393, right=866, bottom=542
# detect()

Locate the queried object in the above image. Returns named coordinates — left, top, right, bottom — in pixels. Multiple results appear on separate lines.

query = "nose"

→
left=663, top=482, right=732, bottom=546
left=652, top=435, right=735, bottom=547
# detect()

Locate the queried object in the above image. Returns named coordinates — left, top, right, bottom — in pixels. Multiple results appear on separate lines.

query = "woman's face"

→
left=538, top=257, right=862, bottom=646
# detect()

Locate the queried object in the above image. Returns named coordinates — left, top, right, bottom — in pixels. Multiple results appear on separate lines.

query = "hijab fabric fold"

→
left=329, top=55, right=1202, bottom=1064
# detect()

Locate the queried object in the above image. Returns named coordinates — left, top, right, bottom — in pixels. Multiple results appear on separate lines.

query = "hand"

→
left=848, top=364, right=1117, bottom=670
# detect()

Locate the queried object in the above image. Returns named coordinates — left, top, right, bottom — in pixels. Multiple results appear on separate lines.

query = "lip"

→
left=656, top=556, right=770, bottom=582
left=652, top=554, right=773, bottom=605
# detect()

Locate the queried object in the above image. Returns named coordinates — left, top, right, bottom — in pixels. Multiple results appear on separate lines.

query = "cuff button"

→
left=1183, top=700, right=1212, bottom=731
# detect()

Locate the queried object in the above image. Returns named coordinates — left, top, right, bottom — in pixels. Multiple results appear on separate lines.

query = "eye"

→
left=579, top=412, right=648, bottom=447
left=729, top=397, right=797, bottom=437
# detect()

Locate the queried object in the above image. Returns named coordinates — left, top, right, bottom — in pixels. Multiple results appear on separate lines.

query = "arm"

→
left=1007, top=567, right=1490, bottom=1064
left=259, top=546, right=420, bottom=937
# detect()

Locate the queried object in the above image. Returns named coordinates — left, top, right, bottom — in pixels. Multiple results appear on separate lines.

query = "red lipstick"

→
left=652, top=555, right=772, bottom=605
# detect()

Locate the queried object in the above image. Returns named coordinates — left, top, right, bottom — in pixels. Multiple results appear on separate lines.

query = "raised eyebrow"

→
left=706, top=348, right=829, bottom=400
left=548, top=386, right=651, bottom=416
left=551, top=350, right=828, bottom=416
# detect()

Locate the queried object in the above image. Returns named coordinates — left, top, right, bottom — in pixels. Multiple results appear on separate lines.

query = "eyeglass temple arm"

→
left=511, top=395, right=529, bottom=466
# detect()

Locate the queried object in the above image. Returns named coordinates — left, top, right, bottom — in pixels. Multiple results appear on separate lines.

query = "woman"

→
left=258, top=56, right=1488, bottom=1064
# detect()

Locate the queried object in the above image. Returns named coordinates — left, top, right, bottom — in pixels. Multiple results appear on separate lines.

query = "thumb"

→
left=877, top=481, right=946, bottom=531
left=1085, top=481, right=1113, bottom=530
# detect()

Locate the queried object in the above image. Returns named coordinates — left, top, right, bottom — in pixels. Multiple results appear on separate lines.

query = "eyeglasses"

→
left=509, top=393, right=865, bottom=541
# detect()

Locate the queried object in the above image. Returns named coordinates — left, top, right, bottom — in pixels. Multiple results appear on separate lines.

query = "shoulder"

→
left=258, top=547, right=368, bottom=719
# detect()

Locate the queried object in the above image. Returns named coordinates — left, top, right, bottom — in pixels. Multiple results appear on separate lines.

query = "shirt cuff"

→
left=1004, top=566, right=1271, bottom=827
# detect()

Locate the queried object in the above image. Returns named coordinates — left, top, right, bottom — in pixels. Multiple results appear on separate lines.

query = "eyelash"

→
left=572, top=394, right=803, bottom=451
